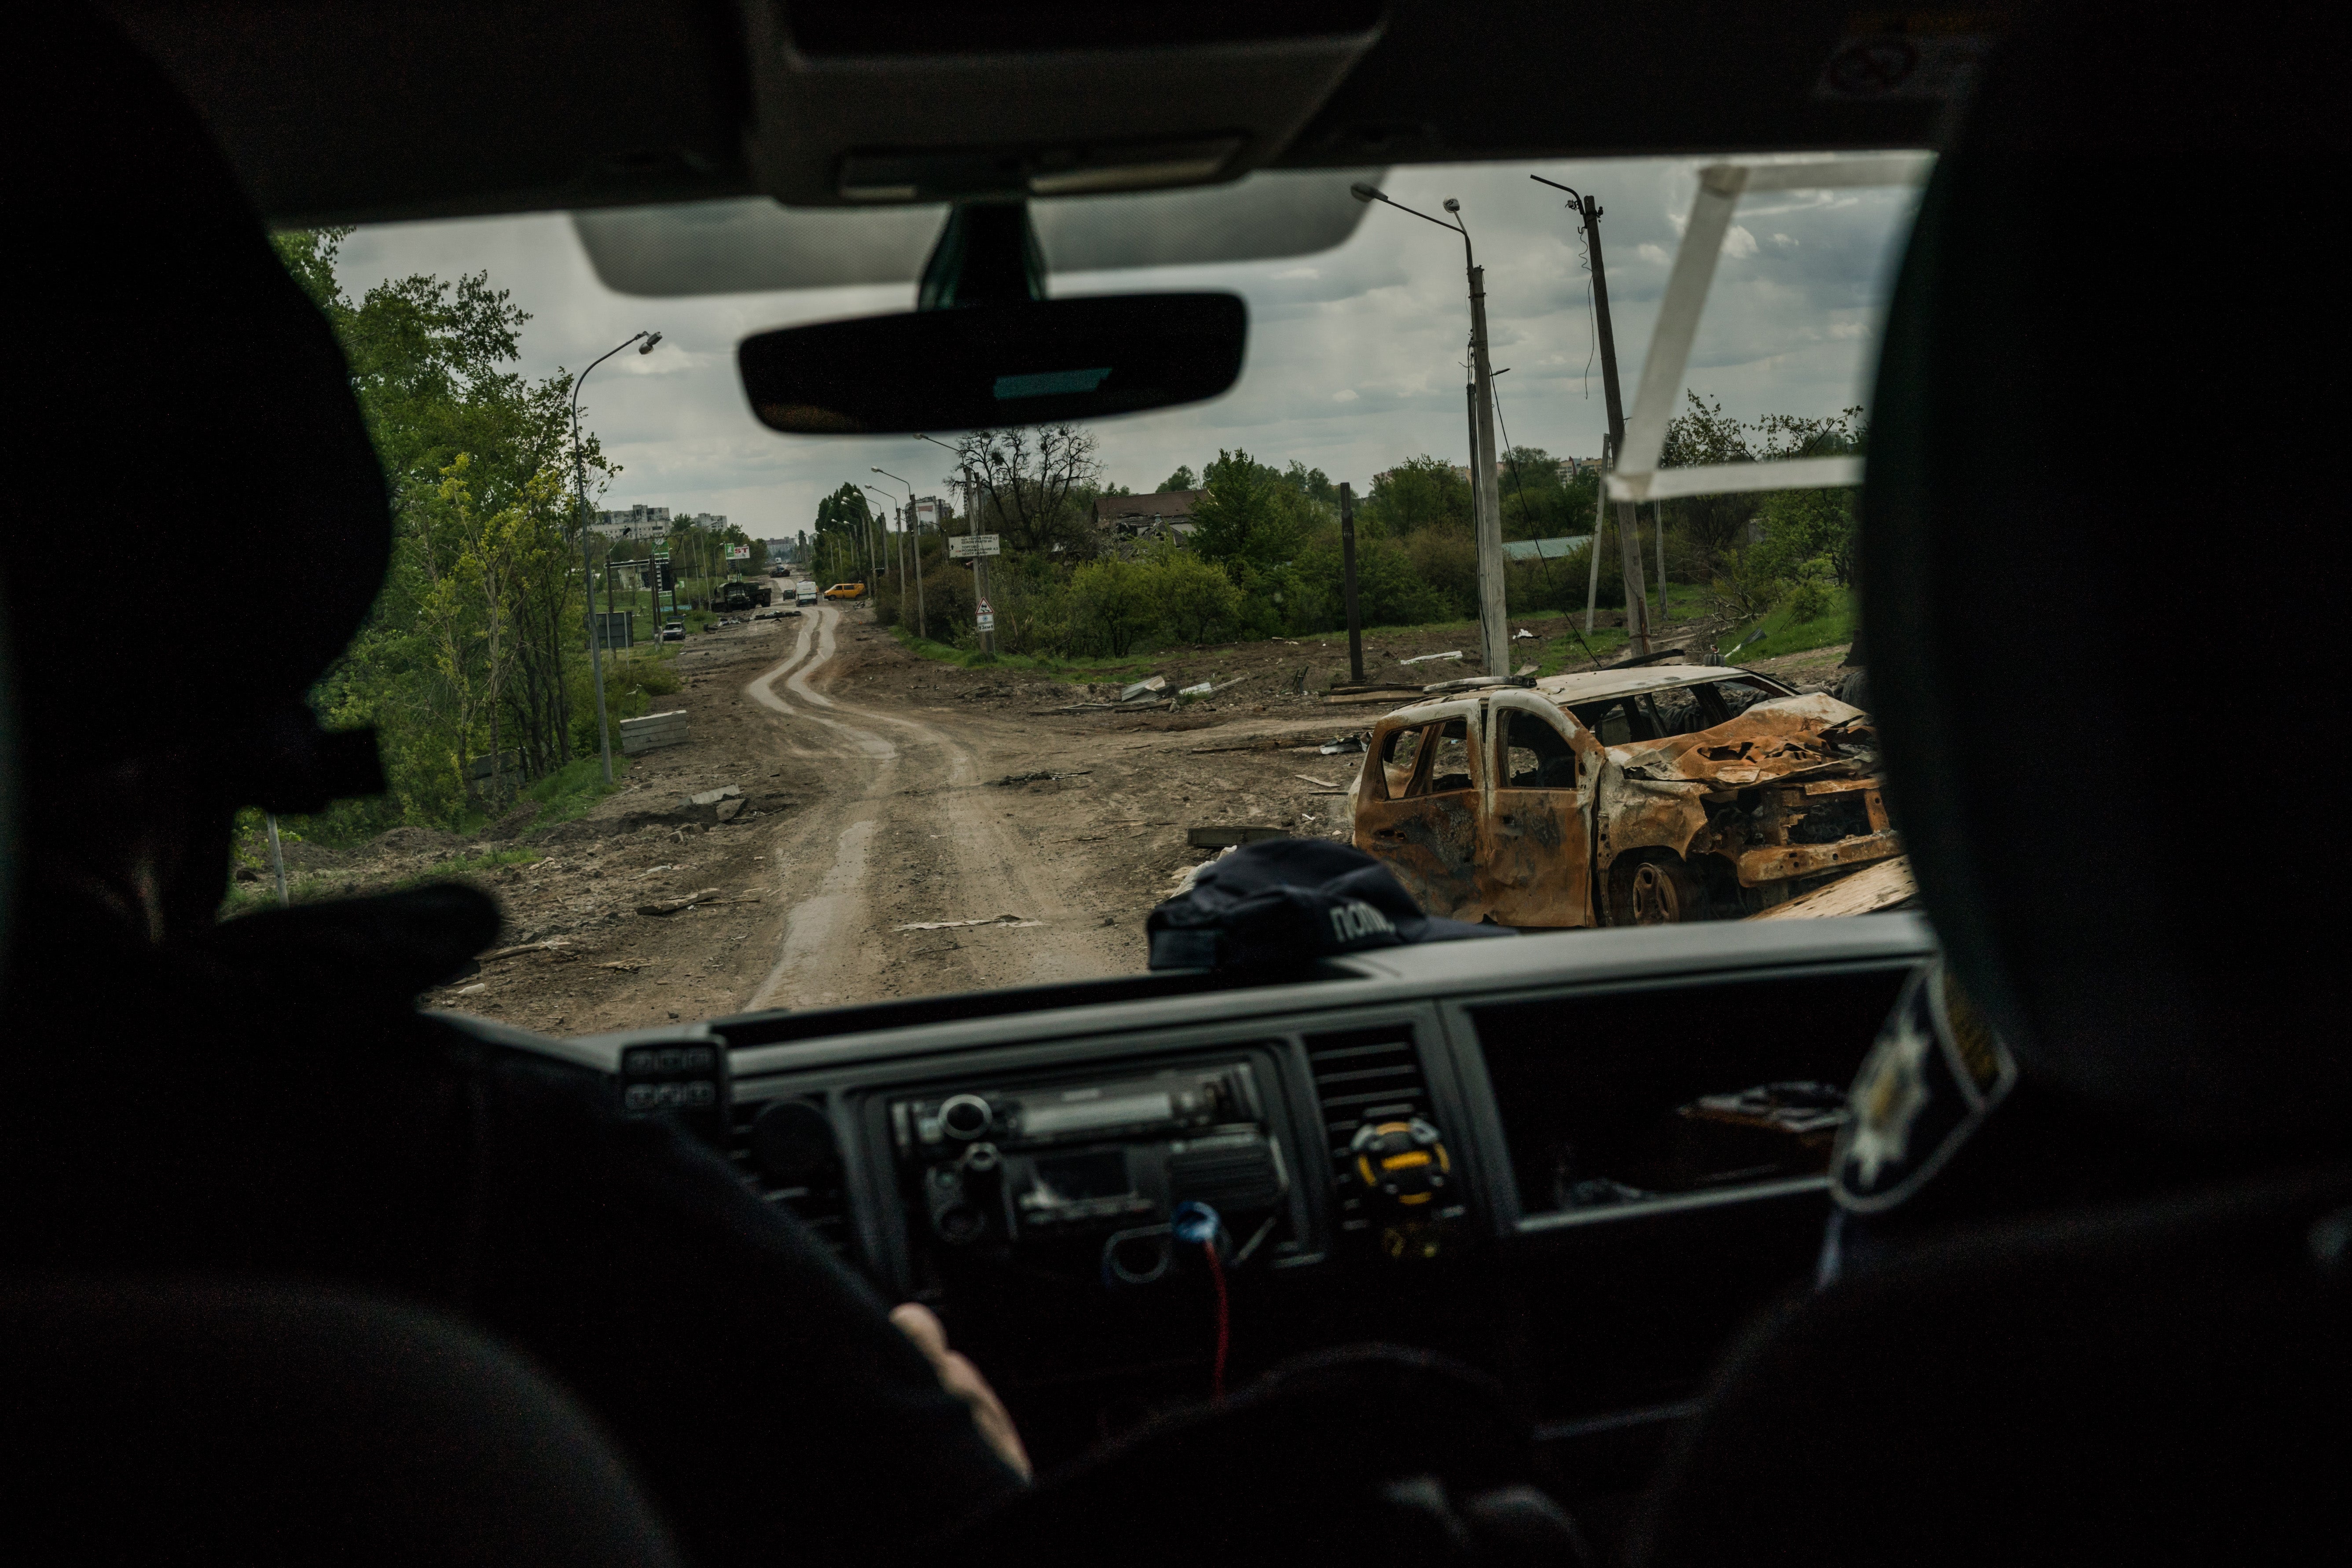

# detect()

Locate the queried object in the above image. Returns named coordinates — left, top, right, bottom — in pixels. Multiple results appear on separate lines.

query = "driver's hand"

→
left=890, top=1302, right=1032, bottom=1481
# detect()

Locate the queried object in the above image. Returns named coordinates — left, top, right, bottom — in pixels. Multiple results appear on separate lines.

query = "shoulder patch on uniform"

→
left=1832, top=961, right=2018, bottom=1214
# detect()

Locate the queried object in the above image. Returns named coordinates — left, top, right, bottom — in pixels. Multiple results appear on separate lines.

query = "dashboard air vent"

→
left=730, top=1095, right=851, bottom=1258
left=1303, top=1025, right=1431, bottom=1237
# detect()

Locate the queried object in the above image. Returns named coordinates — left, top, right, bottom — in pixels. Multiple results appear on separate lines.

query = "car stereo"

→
left=888, top=1062, right=1292, bottom=1257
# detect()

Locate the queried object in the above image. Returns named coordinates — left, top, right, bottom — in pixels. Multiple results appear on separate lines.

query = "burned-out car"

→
left=1349, top=665, right=1899, bottom=927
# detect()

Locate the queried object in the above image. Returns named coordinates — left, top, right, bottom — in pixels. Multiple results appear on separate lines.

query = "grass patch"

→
left=523, top=753, right=633, bottom=831
left=218, top=846, right=541, bottom=921
left=1722, top=587, right=1857, bottom=663
left=888, top=626, right=1155, bottom=683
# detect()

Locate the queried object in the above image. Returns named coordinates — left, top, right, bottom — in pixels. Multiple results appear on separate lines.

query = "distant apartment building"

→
left=591, top=503, right=669, bottom=543
left=590, top=505, right=728, bottom=544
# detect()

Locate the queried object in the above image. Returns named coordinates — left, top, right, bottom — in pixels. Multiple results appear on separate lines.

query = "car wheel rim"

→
left=1632, top=863, right=1680, bottom=924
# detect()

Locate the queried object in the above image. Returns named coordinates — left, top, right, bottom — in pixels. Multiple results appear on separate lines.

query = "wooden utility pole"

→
left=1536, top=177, right=1648, bottom=655
left=1339, top=481, right=1365, bottom=683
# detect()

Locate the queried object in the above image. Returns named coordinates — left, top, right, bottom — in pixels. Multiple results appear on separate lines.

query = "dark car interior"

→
left=6, top=3, right=2344, bottom=1566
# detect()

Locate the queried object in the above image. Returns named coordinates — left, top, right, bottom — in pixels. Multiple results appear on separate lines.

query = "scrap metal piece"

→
left=1186, top=825, right=1289, bottom=848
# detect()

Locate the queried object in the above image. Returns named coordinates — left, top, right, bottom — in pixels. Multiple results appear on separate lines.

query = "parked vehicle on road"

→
left=794, top=580, right=818, bottom=606
left=1350, top=665, right=1899, bottom=927
left=823, top=582, right=866, bottom=601
left=660, top=620, right=685, bottom=642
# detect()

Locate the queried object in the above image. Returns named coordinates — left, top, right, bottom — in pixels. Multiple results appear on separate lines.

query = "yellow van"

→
left=823, top=582, right=866, bottom=601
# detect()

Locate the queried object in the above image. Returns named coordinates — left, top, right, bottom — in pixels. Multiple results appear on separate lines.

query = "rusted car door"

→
left=1478, top=697, right=1605, bottom=928
left=1353, top=706, right=1487, bottom=921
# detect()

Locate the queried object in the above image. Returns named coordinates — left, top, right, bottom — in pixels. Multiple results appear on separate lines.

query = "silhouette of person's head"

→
left=6, top=6, right=392, bottom=944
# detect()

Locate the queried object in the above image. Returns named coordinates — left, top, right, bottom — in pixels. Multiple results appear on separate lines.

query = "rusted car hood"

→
left=1605, top=692, right=1876, bottom=787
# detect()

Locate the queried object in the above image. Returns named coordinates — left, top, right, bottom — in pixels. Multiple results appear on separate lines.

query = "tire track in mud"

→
left=741, top=606, right=1099, bottom=1013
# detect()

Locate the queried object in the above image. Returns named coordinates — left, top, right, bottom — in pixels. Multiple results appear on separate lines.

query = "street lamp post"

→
left=861, top=482, right=904, bottom=629
left=1351, top=184, right=1508, bottom=677
left=872, top=467, right=925, bottom=639
left=915, top=435, right=995, bottom=656
left=571, top=328, right=661, bottom=784
left=1531, top=176, right=1650, bottom=655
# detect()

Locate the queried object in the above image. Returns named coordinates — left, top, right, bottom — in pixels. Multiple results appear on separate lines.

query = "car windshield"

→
left=250, top=154, right=1925, bottom=1032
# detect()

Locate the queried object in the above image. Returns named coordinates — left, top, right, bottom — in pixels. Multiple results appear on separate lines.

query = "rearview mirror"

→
left=738, top=292, right=1246, bottom=434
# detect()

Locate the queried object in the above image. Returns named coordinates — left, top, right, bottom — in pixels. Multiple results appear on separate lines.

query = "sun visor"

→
left=571, top=169, right=1385, bottom=298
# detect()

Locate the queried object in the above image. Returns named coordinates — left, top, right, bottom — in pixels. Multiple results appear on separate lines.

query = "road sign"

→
left=976, top=599, right=995, bottom=632
left=948, top=533, right=1001, bottom=558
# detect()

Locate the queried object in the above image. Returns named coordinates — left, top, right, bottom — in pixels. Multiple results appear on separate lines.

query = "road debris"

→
left=1119, top=675, right=1169, bottom=701
left=637, top=887, right=724, bottom=915
left=1185, top=825, right=1290, bottom=848
left=478, top=938, right=573, bottom=964
left=1748, top=855, right=1915, bottom=919
left=1294, top=774, right=1344, bottom=790
left=895, top=914, right=1044, bottom=931
left=990, top=768, right=1095, bottom=786
left=1320, top=734, right=1368, bottom=755
left=1399, top=650, right=1464, bottom=665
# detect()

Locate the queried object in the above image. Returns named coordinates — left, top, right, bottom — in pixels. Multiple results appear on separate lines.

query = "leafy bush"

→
left=1148, top=549, right=1246, bottom=643
left=1067, top=557, right=1160, bottom=655
left=1709, top=544, right=1784, bottom=624
left=1405, top=527, right=1480, bottom=619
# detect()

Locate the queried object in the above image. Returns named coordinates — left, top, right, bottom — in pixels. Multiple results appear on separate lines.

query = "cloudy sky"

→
left=333, top=154, right=1926, bottom=540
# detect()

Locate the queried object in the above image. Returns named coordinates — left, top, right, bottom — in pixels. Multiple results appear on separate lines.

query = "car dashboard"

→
left=493, top=914, right=1931, bottom=1504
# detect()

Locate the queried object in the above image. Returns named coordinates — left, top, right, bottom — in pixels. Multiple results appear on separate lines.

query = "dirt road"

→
left=308, top=604, right=1368, bottom=1033
left=739, top=603, right=1125, bottom=1009
left=275, top=600, right=1835, bottom=1034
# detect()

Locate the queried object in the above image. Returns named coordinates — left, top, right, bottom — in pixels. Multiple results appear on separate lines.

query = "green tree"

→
left=1158, top=465, right=1196, bottom=492
left=1145, top=548, right=1245, bottom=643
left=1189, top=449, right=1310, bottom=573
left=279, top=228, right=616, bottom=831
left=811, top=483, right=876, bottom=586
left=1067, top=556, right=1159, bottom=655
left=1281, top=460, right=1337, bottom=506
left=1496, top=445, right=1597, bottom=541
left=1291, top=531, right=1445, bottom=629
left=1360, top=455, right=1471, bottom=536
left=948, top=424, right=1103, bottom=558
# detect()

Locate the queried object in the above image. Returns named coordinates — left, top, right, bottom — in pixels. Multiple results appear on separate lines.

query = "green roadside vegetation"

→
left=220, top=845, right=543, bottom=920
left=1719, top=586, right=1857, bottom=664
left=519, top=752, right=638, bottom=830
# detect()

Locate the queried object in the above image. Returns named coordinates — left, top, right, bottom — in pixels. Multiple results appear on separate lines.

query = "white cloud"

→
left=332, top=154, right=1925, bottom=533
left=1721, top=224, right=1758, bottom=260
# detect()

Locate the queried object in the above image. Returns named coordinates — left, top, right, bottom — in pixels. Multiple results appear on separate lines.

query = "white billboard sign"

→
left=948, top=533, right=1001, bottom=558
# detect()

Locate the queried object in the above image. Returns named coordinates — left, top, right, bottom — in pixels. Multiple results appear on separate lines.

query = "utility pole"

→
left=1535, top=177, right=1648, bottom=657
left=1339, top=481, right=1365, bottom=684
left=1463, top=263, right=1508, bottom=674
left=910, top=503, right=926, bottom=639
left=1655, top=500, right=1668, bottom=627
left=1585, top=434, right=1610, bottom=639
left=1352, top=184, right=1510, bottom=677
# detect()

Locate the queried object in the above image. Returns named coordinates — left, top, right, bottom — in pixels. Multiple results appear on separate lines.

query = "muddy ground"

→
left=248, top=604, right=1852, bottom=1037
